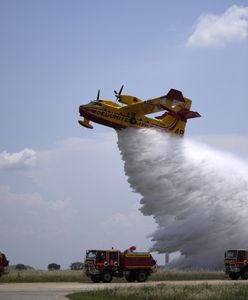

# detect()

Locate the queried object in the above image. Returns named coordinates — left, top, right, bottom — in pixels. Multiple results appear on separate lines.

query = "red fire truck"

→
left=224, top=249, right=248, bottom=280
left=84, top=246, right=157, bottom=283
left=0, top=252, right=9, bottom=277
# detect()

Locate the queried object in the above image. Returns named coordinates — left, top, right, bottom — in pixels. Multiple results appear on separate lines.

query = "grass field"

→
left=0, top=268, right=227, bottom=283
left=151, top=269, right=227, bottom=281
left=0, top=270, right=87, bottom=283
left=67, top=284, right=248, bottom=300
left=1, top=269, right=239, bottom=300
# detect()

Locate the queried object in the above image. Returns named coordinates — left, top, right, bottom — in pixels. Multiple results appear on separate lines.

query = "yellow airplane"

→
left=78, top=86, right=201, bottom=136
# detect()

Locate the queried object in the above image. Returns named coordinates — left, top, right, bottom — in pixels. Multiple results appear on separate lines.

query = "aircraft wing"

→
left=119, top=89, right=185, bottom=116
left=119, top=97, right=164, bottom=116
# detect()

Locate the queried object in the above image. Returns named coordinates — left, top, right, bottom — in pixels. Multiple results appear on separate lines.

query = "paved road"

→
left=1, top=280, right=248, bottom=300
left=0, top=283, right=85, bottom=300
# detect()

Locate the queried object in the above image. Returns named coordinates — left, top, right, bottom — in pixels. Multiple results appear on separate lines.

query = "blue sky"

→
left=1, top=0, right=248, bottom=150
left=1, top=0, right=248, bottom=268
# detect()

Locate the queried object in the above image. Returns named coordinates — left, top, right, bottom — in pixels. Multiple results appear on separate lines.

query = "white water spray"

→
left=117, top=128, right=248, bottom=269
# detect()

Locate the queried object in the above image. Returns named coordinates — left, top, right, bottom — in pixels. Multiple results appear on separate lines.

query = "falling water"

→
left=117, top=128, right=248, bottom=269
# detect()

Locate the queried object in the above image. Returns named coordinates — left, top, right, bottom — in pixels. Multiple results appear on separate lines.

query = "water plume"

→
left=117, top=128, right=248, bottom=269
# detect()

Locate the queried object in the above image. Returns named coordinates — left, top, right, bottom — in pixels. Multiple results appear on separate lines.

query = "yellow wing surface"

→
left=119, top=89, right=189, bottom=116
left=119, top=97, right=164, bottom=115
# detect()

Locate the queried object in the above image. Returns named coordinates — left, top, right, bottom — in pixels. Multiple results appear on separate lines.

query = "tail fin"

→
left=158, top=113, right=187, bottom=136
left=156, top=98, right=201, bottom=136
left=156, top=89, right=201, bottom=136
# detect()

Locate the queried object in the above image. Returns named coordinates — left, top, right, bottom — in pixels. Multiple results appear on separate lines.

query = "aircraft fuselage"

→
left=79, top=101, right=175, bottom=131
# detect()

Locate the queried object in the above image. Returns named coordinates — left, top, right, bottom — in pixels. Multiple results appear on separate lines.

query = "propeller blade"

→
left=114, top=85, right=124, bottom=102
left=119, top=85, right=124, bottom=95
left=96, top=89, right=100, bottom=100
left=114, top=85, right=124, bottom=96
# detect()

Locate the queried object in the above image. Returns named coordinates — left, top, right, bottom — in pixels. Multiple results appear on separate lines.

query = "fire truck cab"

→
left=224, top=249, right=248, bottom=280
left=0, top=252, right=9, bottom=277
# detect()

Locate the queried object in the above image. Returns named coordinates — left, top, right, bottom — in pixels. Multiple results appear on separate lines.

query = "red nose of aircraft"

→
left=79, top=105, right=87, bottom=116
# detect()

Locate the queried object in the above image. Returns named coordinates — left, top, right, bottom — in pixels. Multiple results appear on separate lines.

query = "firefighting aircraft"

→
left=78, top=86, right=201, bottom=136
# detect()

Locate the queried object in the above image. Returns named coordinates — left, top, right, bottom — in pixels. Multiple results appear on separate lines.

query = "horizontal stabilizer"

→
left=183, top=110, right=201, bottom=119
left=155, top=108, right=201, bottom=122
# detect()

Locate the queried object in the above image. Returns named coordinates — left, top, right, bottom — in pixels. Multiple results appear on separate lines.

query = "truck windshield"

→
left=225, top=250, right=237, bottom=259
left=238, top=251, right=246, bottom=260
left=86, top=250, right=96, bottom=259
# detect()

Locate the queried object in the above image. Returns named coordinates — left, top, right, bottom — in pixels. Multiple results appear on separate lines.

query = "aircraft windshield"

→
left=225, top=250, right=237, bottom=259
left=90, top=101, right=102, bottom=106
left=86, top=250, right=96, bottom=259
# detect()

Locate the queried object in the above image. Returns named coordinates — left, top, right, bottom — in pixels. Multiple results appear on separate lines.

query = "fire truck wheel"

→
left=125, top=272, right=135, bottom=282
left=136, top=271, right=148, bottom=282
left=91, top=275, right=101, bottom=283
left=229, top=273, right=240, bottom=280
left=102, top=271, right=113, bottom=283
left=241, top=270, right=248, bottom=280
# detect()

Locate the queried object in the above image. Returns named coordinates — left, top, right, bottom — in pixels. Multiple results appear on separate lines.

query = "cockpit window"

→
left=90, top=101, right=102, bottom=106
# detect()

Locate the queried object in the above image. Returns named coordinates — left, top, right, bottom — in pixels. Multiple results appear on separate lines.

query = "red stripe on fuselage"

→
left=80, top=108, right=126, bottom=130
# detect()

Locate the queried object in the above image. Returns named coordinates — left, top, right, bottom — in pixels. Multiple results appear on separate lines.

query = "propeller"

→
left=114, top=85, right=124, bottom=101
left=96, top=89, right=100, bottom=100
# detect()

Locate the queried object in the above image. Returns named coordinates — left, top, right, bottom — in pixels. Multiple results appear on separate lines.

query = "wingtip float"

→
left=78, top=86, right=201, bottom=136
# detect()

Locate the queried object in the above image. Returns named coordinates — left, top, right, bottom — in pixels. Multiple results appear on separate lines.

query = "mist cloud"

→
left=117, top=128, right=248, bottom=269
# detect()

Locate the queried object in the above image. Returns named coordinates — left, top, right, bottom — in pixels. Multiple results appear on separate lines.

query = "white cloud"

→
left=186, top=5, right=248, bottom=48
left=0, top=185, right=76, bottom=236
left=0, top=184, right=77, bottom=268
left=0, top=133, right=158, bottom=268
left=0, top=148, right=36, bottom=169
left=102, top=203, right=155, bottom=231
